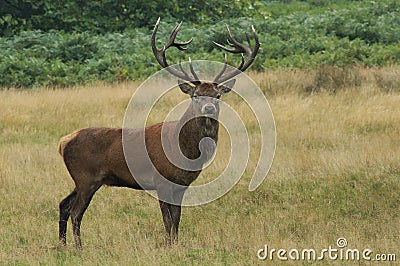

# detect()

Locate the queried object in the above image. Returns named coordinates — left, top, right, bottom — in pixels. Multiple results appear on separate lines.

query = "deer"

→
left=57, top=18, right=260, bottom=249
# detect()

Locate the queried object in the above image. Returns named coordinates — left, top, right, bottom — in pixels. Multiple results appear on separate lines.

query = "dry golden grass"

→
left=0, top=67, right=399, bottom=265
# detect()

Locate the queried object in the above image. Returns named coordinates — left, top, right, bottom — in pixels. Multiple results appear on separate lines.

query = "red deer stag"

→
left=58, top=18, right=259, bottom=249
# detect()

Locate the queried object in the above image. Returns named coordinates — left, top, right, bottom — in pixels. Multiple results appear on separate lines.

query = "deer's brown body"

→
left=58, top=18, right=259, bottom=249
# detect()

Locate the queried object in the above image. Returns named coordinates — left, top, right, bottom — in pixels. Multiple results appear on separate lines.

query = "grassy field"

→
left=0, top=67, right=399, bottom=265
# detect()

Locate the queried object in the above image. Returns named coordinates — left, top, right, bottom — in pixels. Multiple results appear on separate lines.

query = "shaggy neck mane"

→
left=177, top=105, right=219, bottom=161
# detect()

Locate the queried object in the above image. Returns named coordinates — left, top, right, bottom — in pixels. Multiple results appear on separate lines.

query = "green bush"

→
left=0, top=0, right=399, bottom=88
left=0, top=0, right=266, bottom=35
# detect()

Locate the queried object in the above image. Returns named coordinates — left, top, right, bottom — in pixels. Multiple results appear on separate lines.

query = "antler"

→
left=152, top=18, right=200, bottom=84
left=212, top=25, right=260, bottom=84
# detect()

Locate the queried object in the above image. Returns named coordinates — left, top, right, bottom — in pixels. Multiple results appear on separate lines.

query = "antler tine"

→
left=212, top=41, right=236, bottom=53
left=212, top=25, right=250, bottom=54
left=226, top=26, right=242, bottom=52
left=188, top=57, right=200, bottom=82
left=213, top=24, right=260, bottom=84
left=167, top=22, right=193, bottom=51
left=245, top=32, right=251, bottom=49
left=178, top=61, right=193, bottom=81
left=151, top=18, right=200, bottom=83
left=167, top=22, right=182, bottom=46
left=213, top=54, right=229, bottom=84
left=238, top=53, right=245, bottom=70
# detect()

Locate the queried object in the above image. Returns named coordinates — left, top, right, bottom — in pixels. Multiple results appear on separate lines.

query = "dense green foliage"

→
left=0, top=0, right=265, bottom=35
left=0, top=0, right=399, bottom=88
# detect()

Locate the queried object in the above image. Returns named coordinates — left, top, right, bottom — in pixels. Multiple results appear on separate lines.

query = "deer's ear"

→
left=218, top=79, right=236, bottom=94
left=178, top=80, right=195, bottom=95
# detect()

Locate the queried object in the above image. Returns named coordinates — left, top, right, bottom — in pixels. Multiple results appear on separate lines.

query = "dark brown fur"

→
left=58, top=18, right=259, bottom=249
left=58, top=82, right=232, bottom=249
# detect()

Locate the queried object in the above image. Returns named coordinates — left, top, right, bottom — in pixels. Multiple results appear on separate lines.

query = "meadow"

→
left=0, top=67, right=399, bottom=265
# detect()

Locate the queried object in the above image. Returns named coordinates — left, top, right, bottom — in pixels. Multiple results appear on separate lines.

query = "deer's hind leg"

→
left=58, top=188, right=77, bottom=246
left=69, top=174, right=102, bottom=250
left=159, top=200, right=173, bottom=245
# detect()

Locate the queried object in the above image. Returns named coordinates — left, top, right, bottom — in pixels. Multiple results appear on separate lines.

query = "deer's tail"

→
left=58, top=131, right=79, bottom=157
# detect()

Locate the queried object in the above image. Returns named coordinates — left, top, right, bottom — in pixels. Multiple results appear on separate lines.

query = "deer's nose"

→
left=202, top=103, right=216, bottom=114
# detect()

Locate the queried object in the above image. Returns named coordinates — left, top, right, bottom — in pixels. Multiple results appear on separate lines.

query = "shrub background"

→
left=0, top=0, right=399, bottom=87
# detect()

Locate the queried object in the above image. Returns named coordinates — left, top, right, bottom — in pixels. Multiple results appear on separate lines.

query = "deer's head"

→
left=151, top=17, right=260, bottom=121
left=177, top=80, right=235, bottom=121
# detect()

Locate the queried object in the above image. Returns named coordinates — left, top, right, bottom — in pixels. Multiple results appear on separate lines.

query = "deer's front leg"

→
left=170, top=188, right=185, bottom=244
left=157, top=183, right=186, bottom=245
left=170, top=204, right=182, bottom=244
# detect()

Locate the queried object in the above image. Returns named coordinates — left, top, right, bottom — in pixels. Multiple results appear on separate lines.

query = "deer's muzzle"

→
left=201, top=103, right=217, bottom=115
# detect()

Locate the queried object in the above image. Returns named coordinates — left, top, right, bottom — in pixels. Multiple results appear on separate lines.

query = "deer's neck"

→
left=177, top=107, right=219, bottom=160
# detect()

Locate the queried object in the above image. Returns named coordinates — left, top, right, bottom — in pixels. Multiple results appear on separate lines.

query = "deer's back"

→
left=58, top=123, right=199, bottom=189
